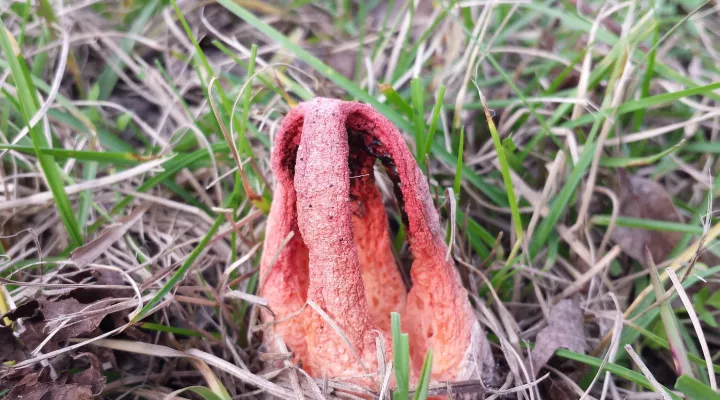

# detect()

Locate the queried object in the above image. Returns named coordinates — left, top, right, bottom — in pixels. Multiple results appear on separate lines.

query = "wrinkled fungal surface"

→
left=259, top=97, right=493, bottom=386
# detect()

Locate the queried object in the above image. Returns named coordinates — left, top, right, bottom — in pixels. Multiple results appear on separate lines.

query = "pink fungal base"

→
left=260, top=98, right=493, bottom=386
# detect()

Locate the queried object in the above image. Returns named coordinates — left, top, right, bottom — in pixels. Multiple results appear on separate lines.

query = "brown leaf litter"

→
left=611, top=172, right=685, bottom=263
left=0, top=267, right=142, bottom=391
left=2, top=353, right=105, bottom=400
left=612, top=170, right=720, bottom=266
left=530, top=299, right=587, bottom=376
left=37, top=297, right=108, bottom=341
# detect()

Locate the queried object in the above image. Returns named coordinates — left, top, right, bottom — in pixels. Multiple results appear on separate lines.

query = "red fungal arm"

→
left=259, top=103, right=310, bottom=370
left=260, top=98, right=493, bottom=384
left=350, top=166, right=407, bottom=334
left=345, top=103, right=493, bottom=381
left=294, top=101, right=382, bottom=376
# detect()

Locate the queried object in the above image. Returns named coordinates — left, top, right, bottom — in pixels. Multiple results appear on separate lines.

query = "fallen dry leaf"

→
left=2, top=351, right=105, bottom=399
left=5, top=369, right=95, bottom=400
left=1, top=268, right=133, bottom=378
left=39, top=298, right=108, bottom=341
left=17, top=319, right=50, bottom=349
left=611, top=172, right=683, bottom=264
left=11, top=383, right=94, bottom=400
left=611, top=172, right=720, bottom=268
left=70, top=203, right=151, bottom=268
left=530, top=299, right=586, bottom=376
left=67, top=353, right=106, bottom=395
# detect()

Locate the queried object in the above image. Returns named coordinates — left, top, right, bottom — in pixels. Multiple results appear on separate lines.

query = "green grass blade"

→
left=436, top=150, right=508, bottom=207
left=599, top=140, right=683, bottom=167
left=674, top=375, right=720, bottom=400
left=564, top=81, right=720, bottom=129
left=453, top=128, right=464, bottom=197
left=457, top=207, right=494, bottom=245
left=591, top=215, right=704, bottom=235
left=684, top=141, right=720, bottom=153
left=618, top=266, right=720, bottom=357
left=379, top=83, right=413, bottom=118
left=212, top=40, right=312, bottom=102
left=170, top=0, right=255, bottom=164
left=529, top=119, right=600, bottom=258
left=410, top=78, right=425, bottom=161
left=545, top=48, right=586, bottom=94
left=0, top=22, right=83, bottom=246
left=625, top=319, right=720, bottom=373
left=391, top=312, right=410, bottom=400
left=217, top=0, right=401, bottom=123
left=183, top=387, right=227, bottom=400
left=646, top=248, right=694, bottom=378
left=0, top=144, right=145, bottom=164
left=16, top=0, right=32, bottom=48
left=97, top=142, right=231, bottom=229
left=139, top=322, right=206, bottom=337
left=423, top=85, right=445, bottom=160
left=480, top=96, right=523, bottom=244
left=230, top=44, right=258, bottom=264
left=412, top=349, right=433, bottom=400
left=237, top=43, right=257, bottom=159
left=556, top=349, right=681, bottom=400
left=77, top=160, right=97, bottom=230
left=631, top=24, right=659, bottom=133
left=0, top=51, right=131, bottom=152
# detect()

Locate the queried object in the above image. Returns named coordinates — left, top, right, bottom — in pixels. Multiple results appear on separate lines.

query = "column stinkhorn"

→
left=260, top=98, right=494, bottom=386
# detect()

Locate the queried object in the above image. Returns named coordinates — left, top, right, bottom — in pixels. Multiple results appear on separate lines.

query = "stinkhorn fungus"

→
left=260, top=98, right=493, bottom=386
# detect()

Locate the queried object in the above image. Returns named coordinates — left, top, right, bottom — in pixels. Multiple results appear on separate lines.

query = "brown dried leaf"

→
left=2, top=281, right=125, bottom=375
left=92, top=268, right=124, bottom=286
left=70, top=203, right=150, bottom=268
left=6, top=369, right=46, bottom=391
left=16, top=318, right=75, bottom=372
left=18, top=319, right=50, bottom=350
left=6, top=378, right=93, bottom=400
left=68, top=353, right=106, bottom=396
left=611, top=172, right=682, bottom=263
left=39, top=298, right=107, bottom=340
left=530, top=299, right=586, bottom=376
left=3, top=353, right=105, bottom=398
